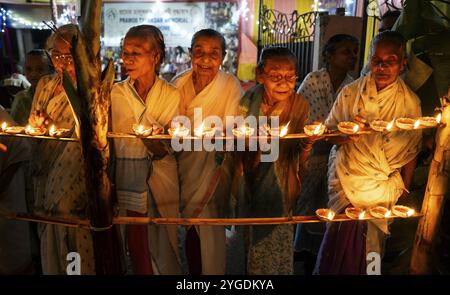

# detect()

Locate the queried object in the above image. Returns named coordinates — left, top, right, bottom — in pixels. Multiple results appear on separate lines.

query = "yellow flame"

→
left=240, top=125, right=247, bottom=134
left=25, top=125, right=32, bottom=133
left=137, top=124, right=144, bottom=135
left=436, top=113, right=442, bottom=124
left=406, top=209, right=415, bottom=217
left=386, top=120, right=394, bottom=131
left=327, top=210, right=335, bottom=220
left=49, top=125, right=56, bottom=136
left=353, top=124, right=359, bottom=133
left=413, top=119, right=420, bottom=129
left=173, top=126, right=180, bottom=136
left=384, top=210, right=391, bottom=218
left=358, top=210, right=365, bottom=219
left=1, top=122, right=7, bottom=131
left=313, top=123, right=322, bottom=135
left=280, top=122, right=290, bottom=137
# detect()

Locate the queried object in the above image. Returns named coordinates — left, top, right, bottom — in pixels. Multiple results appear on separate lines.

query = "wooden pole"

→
left=410, top=95, right=450, bottom=274
left=61, top=0, right=122, bottom=274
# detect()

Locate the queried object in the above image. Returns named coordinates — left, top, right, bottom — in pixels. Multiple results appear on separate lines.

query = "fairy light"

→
left=1, top=6, right=76, bottom=31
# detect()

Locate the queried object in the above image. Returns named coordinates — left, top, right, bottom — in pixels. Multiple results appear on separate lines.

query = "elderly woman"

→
left=111, top=25, right=181, bottom=275
left=294, top=34, right=359, bottom=273
left=28, top=24, right=95, bottom=274
left=172, top=29, right=242, bottom=275
left=235, top=47, right=311, bottom=275
left=314, top=31, right=421, bottom=275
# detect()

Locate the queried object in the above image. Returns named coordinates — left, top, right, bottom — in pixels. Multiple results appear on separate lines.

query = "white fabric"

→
left=111, top=76, right=182, bottom=274
left=0, top=108, right=32, bottom=274
left=172, top=69, right=241, bottom=274
left=325, top=73, right=421, bottom=253
left=298, top=68, right=354, bottom=122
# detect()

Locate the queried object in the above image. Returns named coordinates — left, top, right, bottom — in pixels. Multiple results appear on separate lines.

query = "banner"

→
left=103, top=3, right=206, bottom=47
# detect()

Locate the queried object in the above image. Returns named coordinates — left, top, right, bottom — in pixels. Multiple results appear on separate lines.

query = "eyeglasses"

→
left=264, top=72, right=297, bottom=83
left=52, top=53, right=73, bottom=65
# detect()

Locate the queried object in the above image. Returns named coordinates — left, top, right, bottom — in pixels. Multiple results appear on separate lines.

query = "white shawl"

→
left=172, top=69, right=242, bottom=218
left=325, top=74, right=421, bottom=249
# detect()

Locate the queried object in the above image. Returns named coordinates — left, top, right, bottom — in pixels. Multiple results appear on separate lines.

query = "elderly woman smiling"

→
left=172, top=29, right=242, bottom=275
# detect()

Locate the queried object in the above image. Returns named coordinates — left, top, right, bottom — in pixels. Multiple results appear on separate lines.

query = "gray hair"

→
left=125, top=25, right=166, bottom=74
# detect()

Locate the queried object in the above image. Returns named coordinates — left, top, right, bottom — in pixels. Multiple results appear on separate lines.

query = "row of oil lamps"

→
left=1, top=123, right=70, bottom=137
left=0, top=113, right=442, bottom=138
left=316, top=205, right=415, bottom=221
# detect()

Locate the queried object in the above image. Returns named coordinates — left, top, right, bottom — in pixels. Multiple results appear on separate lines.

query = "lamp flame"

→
left=436, top=113, right=442, bottom=124
left=327, top=211, right=335, bottom=220
left=25, top=125, right=32, bottom=133
left=413, top=119, right=420, bottom=129
left=353, top=124, right=359, bottom=133
left=384, top=210, right=391, bottom=218
left=280, top=121, right=290, bottom=137
left=49, top=125, right=56, bottom=136
left=358, top=211, right=365, bottom=219
left=386, top=120, right=394, bottom=131
left=406, top=209, right=415, bottom=217
left=313, top=123, right=322, bottom=135
left=137, top=124, right=144, bottom=135
left=1, top=122, right=6, bottom=132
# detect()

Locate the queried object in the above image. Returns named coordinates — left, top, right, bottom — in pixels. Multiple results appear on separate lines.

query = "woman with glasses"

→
left=314, top=31, right=421, bottom=274
left=293, top=34, right=359, bottom=273
left=110, top=25, right=182, bottom=275
left=28, top=24, right=95, bottom=274
left=235, top=47, right=311, bottom=274
left=171, top=29, right=242, bottom=275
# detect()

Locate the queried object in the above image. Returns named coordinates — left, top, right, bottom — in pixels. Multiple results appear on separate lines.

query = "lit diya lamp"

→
left=337, top=121, right=359, bottom=134
left=345, top=207, right=367, bottom=220
left=194, top=123, right=215, bottom=138
left=232, top=124, right=255, bottom=137
left=25, top=124, right=47, bottom=136
left=392, top=205, right=415, bottom=218
left=395, top=118, right=417, bottom=130
left=168, top=123, right=190, bottom=137
left=279, top=122, right=290, bottom=137
left=419, top=116, right=440, bottom=127
left=132, top=124, right=153, bottom=137
left=48, top=125, right=71, bottom=138
left=370, top=119, right=394, bottom=132
left=1, top=122, right=24, bottom=134
left=304, top=123, right=325, bottom=136
left=315, top=208, right=335, bottom=221
left=369, top=206, right=391, bottom=219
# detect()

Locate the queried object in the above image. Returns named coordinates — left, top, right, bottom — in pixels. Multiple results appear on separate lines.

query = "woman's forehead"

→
left=264, top=58, right=296, bottom=71
left=193, top=36, right=222, bottom=50
left=124, top=36, right=152, bottom=50
left=373, top=42, right=402, bottom=58
left=52, top=37, right=71, bottom=53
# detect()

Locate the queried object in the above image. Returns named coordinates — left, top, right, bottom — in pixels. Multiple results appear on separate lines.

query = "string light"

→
left=0, top=6, right=75, bottom=32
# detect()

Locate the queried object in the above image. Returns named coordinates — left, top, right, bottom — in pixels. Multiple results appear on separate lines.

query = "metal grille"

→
left=257, top=5, right=327, bottom=82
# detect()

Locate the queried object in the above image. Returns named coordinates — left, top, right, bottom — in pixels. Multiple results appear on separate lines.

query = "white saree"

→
left=29, top=75, right=95, bottom=275
left=111, top=77, right=181, bottom=274
left=325, top=73, right=422, bottom=254
left=172, top=69, right=242, bottom=274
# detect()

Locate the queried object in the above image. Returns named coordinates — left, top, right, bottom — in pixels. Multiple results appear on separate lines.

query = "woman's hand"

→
left=29, top=110, right=53, bottom=128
